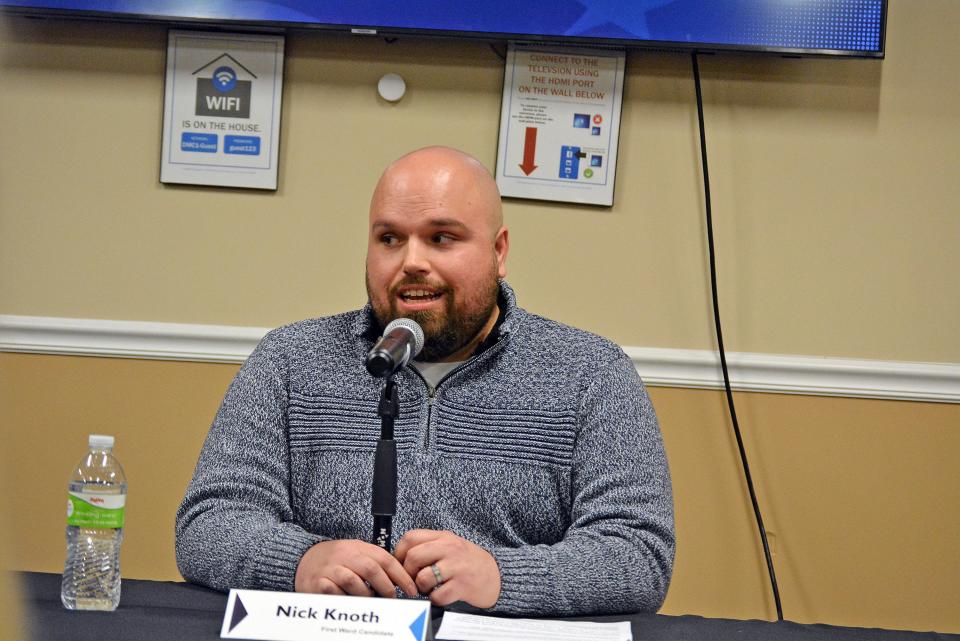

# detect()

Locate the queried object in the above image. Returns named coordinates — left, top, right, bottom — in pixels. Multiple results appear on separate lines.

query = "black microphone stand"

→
left=371, top=375, right=399, bottom=552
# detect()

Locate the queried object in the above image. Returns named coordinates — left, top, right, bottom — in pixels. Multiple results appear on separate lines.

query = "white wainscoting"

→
left=2, top=314, right=958, bottom=403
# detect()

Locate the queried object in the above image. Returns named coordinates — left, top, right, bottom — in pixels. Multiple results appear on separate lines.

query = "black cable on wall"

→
left=691, top=50, right=784, bottom=622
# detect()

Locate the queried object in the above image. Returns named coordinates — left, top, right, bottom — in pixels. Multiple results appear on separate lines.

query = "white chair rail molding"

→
left=2, top=314, right=957, bottom=404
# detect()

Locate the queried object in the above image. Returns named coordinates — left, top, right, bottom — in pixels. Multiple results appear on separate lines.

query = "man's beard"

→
left=367, top=274, right=499, bottom=362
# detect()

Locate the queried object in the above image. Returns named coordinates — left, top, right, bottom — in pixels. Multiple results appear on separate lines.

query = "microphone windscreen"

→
left=384, top=318, right=424, bottom=358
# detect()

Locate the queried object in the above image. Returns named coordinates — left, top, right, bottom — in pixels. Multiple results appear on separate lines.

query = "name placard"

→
left=220, top=589, right=430, bottom=641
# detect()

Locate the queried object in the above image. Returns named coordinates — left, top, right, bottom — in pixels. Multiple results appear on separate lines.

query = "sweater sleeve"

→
left=488, top=352, right=675, bottom=616
left=175, top=331, right=326, bottom=592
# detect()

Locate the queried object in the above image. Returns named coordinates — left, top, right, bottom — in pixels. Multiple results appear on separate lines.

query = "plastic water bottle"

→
left=61, top=434, right=127, bottom=611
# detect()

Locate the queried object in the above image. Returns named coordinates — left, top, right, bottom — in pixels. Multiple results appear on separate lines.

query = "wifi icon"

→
left=212, top=66, right=237, bottom=93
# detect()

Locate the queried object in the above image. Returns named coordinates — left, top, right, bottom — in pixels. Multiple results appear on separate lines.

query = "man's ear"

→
left=494, top=227, right=509, bottom=279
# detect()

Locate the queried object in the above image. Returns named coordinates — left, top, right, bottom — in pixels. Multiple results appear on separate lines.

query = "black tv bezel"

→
left=0, top=3, right=887, bottom=60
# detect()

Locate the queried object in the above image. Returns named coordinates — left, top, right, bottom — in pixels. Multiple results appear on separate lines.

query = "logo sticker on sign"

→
left=195, top=62, right=252, bottom=119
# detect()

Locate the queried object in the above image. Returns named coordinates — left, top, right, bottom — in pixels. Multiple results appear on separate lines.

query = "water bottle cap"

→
left=88, top=434, right=115, bottom=450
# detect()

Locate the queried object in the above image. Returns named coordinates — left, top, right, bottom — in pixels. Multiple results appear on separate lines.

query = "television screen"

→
left=0, top=0, right=886, bottom=58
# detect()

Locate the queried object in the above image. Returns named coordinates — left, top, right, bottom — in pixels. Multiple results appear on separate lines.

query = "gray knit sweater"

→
left=175, top=282, right=674, bottom=616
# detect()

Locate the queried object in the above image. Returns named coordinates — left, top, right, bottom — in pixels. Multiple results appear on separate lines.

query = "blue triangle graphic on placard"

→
left=408, top=608, right=428, bottom=641
left=229, top=595, right=249, bottom=632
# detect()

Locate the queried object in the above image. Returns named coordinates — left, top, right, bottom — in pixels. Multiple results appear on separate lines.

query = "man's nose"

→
left=401, top=239, right=430, bottom=275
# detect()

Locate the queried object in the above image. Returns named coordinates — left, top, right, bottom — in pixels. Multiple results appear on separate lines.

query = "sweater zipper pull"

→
left=425, top=387, right=436, bottom=449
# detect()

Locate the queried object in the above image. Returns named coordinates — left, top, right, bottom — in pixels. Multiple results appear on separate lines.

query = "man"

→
left=176, top=147, right=674, bottom=616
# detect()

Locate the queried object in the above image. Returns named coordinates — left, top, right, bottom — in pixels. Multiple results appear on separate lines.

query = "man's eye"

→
left=432, top=233, right=454, bottom=244
left=380, top=234, right=398, bottom=246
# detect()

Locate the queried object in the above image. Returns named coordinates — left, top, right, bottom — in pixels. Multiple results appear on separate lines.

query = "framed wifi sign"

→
left=160, top=31, right=285, bottom=190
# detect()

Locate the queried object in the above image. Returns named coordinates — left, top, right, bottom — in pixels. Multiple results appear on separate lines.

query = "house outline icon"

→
left=192, top=53, right=257, bottom=79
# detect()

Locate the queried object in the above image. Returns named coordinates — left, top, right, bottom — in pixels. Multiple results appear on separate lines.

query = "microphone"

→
left=365, top=318, right=425, bottom=378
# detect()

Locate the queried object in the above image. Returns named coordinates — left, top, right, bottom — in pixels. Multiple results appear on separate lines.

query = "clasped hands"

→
left=294, top=529, right=501, bottom=609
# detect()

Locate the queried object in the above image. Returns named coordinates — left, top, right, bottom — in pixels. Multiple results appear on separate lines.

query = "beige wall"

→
left=0, top=425, right=26, bottom=641
left=2, top=0, right=959, bottom=634
left=2, top=353, right=958, bottom=633
left=2, top=0, right=959, bottom=362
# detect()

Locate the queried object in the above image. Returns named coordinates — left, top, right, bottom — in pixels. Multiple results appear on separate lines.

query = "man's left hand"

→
left=394, top=529, right=501, bottom=609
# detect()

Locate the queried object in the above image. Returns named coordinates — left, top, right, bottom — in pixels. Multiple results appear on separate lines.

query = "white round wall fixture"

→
left=378, top=73, right=406, bottom=102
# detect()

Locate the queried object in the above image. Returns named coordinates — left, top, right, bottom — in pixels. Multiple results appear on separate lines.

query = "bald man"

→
left=176, top=147, right=674, bottom=616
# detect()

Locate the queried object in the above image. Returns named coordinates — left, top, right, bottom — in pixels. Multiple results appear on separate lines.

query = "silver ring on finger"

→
left=431, top=563, right=444, bottom=589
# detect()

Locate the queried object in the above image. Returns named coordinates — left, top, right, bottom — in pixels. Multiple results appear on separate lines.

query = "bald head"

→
left=365, top=146, right=509, bottom=361
left=370, top=146, right=503, bottom=238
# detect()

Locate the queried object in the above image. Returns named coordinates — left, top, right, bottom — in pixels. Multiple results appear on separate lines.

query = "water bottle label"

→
left=66, top=492, right=125, bottom=528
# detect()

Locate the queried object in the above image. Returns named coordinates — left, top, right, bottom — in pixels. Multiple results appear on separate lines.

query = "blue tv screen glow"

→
left=0, top=0, right=886, bottom=58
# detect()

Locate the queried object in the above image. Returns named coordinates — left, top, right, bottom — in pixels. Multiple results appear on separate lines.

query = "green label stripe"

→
left=66, top=494, right=125, bottom=528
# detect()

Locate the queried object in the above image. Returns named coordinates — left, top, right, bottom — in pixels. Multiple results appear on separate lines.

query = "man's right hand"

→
left=294, top=540, right=418, bottom=598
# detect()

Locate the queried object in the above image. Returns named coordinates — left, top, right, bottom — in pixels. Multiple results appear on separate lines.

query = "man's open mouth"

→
left=398, top=288, right=443, bottom=302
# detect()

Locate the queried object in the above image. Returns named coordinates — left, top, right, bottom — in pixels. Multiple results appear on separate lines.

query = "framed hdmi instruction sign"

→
left=495, top=43, right=625, bottom=206
left=160, top=30, right=285, bottom=190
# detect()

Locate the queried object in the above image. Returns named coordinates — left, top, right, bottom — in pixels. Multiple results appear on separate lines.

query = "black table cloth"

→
left=19, top=572, right=958, bottom=641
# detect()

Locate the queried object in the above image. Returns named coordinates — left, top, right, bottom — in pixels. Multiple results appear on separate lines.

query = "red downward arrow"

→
left=519, top=127, right=538, bottom=175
